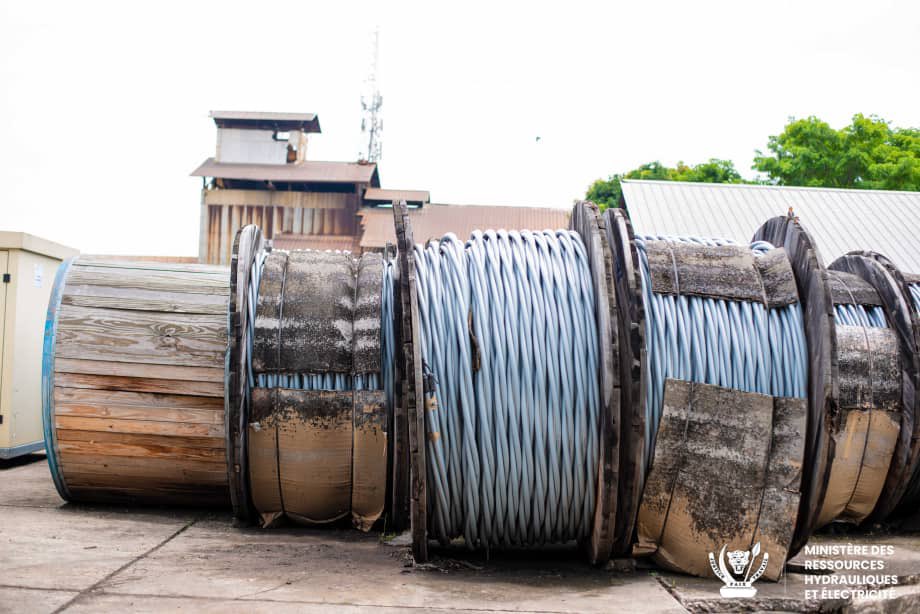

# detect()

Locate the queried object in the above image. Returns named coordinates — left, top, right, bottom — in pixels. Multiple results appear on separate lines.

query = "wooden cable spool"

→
left=42, top=257, right=230, bottom=506
left=626, top=222, right=806, bottom=581
left=755, top=217, right=904, bottom=537
left=246, top=247, right=388, bottom=529
left=829, top=252, right=920, bottom=518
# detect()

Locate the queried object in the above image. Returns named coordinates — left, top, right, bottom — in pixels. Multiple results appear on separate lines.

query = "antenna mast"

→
left=360, top=28, right=383, bottom=163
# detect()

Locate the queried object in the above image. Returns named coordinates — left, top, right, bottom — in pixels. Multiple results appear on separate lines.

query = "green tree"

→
left=586, top=159, right=744, bottom=210
left=753, top=114, right=920, bottom=190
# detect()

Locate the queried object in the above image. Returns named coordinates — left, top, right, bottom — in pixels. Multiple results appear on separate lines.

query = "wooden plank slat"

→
left=66, top=266, right=228, bottom=293
left=63, top=283, right=228, bottom=315
left=56, top=401, right=222, bottom=425
left=71, top=257, right=229, bottom=275
left=60, top=454, right=228, bottom=483
left=56, top=415, right=224, bottom=438
left=55, top=304, right=227, bottom=368
left=57, top=428, right=225, bottom=449
left=55, top=373, right=223, bottom=397
left=55, top=386, right=223, bottom=410
left=55, top=358, right=224, bottom=383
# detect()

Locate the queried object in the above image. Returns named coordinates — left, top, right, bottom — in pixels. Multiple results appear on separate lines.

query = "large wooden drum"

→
left=42, top=257, right=230, bottom=506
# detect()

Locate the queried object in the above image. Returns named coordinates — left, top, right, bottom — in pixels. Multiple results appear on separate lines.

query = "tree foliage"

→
left=752, top=114, right=920, bottom=191
left=587, top=114, right=920, bottom=211
left=587, top=159, right=744, bottom=210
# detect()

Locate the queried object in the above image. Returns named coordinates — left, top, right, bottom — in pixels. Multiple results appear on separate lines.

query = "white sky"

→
left=1, top=0, right=918, bottom=256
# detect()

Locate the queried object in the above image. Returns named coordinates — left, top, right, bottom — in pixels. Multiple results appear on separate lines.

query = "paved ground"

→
left=2, top=455, right=919, bottom=613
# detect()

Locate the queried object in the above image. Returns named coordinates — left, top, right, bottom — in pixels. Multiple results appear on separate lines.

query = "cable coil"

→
left=635, top=235, right=809, bottom=473
left=245, top=250, right=396, bottom=407
left=414, top=230, right=601, bottom=548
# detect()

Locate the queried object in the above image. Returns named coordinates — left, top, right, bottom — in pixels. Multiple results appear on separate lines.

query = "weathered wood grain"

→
left=55, top=358, right=224, bottom=383
left=55, top=304, right=227, bottom=368
left=54, top=372, right=223, bottom=397
left=47, top=258, right=232, bottom=507
left=56, top=415, right=224, bottom=438
left=63, top=283, right=228, bottom=314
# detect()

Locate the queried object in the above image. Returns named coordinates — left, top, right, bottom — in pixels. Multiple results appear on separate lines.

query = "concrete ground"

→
left=2, top=455, right=919, bottom=613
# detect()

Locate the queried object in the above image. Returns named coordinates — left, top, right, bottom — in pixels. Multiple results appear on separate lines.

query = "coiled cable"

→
left=635, top=235, right=809, bottom=474
left=414, top=230, right=601, bottom=548
left=834, top=304, right=888, bottom=328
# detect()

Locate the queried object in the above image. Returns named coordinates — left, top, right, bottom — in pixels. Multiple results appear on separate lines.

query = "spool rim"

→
left=41, top=256, right=75, bottom=502
left=601, top=207, right=647, bottom=557
left=570, top=201, right=620, bottom=564
left=392, top=200, right=428, bottom=561
left=227, top=225, right=263, bottom=522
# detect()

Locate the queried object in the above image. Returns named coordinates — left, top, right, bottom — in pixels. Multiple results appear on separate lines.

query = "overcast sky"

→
left=1, top=1, right=918, bottom=256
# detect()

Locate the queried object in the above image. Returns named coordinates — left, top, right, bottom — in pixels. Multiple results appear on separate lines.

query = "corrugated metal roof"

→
left=271, top=233, right=359, bottom=253
left=364, top=188, right=430, bottom=203
left=191, top=158, right=379, bottom=186
left=209, top=110, right=321, bottom=132
left=359, top=203, right=571, bottom=249
left=621, top=180, right=920, bottom=272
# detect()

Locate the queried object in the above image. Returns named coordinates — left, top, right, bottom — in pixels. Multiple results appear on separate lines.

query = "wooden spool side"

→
left=753, top=216, right=835, bottom=556
left=227, top=225, right=262, bottom=522
left=392, top=200, right=428, bottom=562
left=601, top=207, right=646, bottom=557
left=42, top=257, right=76, bottom=501
left=48, top=258, right=230, bottom=506
left=570, top=201, right=620, bottom=565
left=386, top=243, right=410, bottom=532
left=829, top=252, right=920, bottom=518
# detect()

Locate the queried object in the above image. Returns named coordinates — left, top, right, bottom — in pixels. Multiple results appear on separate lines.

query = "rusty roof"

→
left=364, top=188, right=430, bottom=203
left=191, top=158, right=380, bottom=186
left=210, top=110, right=321, bottom=132
left=358, top=203, right=571, bottom=249
left=271, top=233, right=360, bottom=253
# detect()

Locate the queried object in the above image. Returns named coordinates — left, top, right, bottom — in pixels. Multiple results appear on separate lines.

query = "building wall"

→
left=199, top=189, right=359, bottom=264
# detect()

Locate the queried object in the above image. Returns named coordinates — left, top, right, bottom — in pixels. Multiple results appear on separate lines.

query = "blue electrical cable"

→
left=834, top=303, right=888, bottom=328
left=634, top=235, right=809, bottom=475
left=414, top=230, right=601, bottom=549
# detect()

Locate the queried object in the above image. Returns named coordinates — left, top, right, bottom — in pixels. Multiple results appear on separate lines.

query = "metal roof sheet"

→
left=364, top=188, right=430, bottom=203
left=209, top=110, right=321, bottom=132
left=358, top=203, right=571, bottom=249
left=190, top=158, right=379, bottom=186
left=621, top=180, right=920, bottom=272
